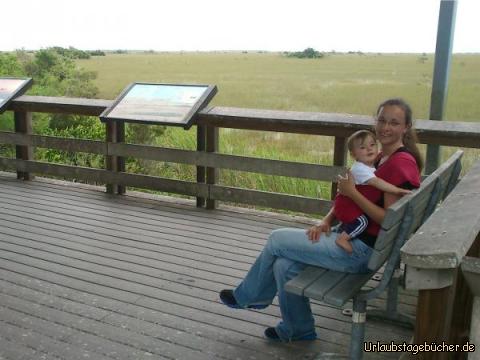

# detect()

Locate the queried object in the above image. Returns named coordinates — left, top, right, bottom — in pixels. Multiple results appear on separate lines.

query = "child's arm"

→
left=367, top=177, right=412, bottom=195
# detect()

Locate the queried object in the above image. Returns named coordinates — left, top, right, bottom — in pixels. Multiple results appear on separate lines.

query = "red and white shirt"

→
left=334, top=147, right=421, bottom=246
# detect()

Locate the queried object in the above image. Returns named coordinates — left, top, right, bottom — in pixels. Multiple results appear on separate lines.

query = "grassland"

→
left=78, top=52, right=480, bottom=119
left=76, top=52, right=480, bottom=202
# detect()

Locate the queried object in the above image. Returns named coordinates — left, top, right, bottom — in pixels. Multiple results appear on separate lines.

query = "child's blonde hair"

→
left=347, top=130, right=376, bottom=153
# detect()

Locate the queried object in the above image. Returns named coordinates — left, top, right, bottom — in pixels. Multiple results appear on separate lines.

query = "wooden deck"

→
left=0, top=172, right=415, bottom=360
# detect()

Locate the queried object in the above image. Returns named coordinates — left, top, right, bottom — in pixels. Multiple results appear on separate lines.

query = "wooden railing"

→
left=1, top=95, right=480, bottom=215
left=401, top=158, right=480, bottom=359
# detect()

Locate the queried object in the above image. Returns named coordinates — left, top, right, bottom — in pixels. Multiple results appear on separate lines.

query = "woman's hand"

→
left=306, top=221, right=331, bottom=243
left=337, top=171, right=357, bottom=198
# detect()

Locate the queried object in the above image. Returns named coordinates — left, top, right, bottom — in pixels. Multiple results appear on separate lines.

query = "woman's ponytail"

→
left=403, top=127, right=424, bottom=172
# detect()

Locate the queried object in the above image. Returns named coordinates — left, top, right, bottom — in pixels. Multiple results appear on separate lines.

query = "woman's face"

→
left=375, top=105, right=409, bottom=147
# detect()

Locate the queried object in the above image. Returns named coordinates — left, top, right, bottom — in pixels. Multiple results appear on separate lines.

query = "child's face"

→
left=350, top=135, right=378, bottom=165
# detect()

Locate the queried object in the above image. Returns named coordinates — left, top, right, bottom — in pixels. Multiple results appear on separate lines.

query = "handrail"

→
left=9, top=95, right=110, bottom=116
left=8, top=95, right=480, bottom=147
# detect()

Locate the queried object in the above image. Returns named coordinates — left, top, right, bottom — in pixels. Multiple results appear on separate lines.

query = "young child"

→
left=334, top=130, right=411, bottom=253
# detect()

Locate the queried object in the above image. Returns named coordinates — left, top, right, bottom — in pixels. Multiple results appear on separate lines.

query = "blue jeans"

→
left=233, top=228, right=373, bottom=341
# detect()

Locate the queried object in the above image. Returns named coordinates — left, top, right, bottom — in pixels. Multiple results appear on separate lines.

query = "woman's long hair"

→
left=376, top=98, right=424, bottom=172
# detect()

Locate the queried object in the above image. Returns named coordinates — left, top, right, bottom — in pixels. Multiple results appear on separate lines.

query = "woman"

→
left=219, top=98, right=422, bottom=342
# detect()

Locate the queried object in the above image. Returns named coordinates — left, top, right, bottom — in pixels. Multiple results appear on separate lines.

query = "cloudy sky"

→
left=2, top=0, right=478, bottom=53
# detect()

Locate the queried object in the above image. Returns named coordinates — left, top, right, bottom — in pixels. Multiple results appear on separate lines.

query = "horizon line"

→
left=1, top=48, right=479, bottom=55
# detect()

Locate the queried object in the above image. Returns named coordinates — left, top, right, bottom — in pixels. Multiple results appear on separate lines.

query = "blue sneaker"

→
left=264, top=327, right=317, bottom=342
left=219, top=289, right=268, bottom=309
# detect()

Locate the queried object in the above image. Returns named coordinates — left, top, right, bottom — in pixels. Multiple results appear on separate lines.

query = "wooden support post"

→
left=14, top=111, right=34, bottom=180
left=413, top=236, right=480, bottom=360
left=331, top=136, right=347, bottom=200
left=470, top=297, right=480, bottom=360
left=206, top=125, right=218, bottom=210
left=414, top=284, right=456, bottom=359
left=452, top=237, right=479, bottom=355
left=116, top=121, right=126, bottom=195
left=106, top=121, right=118, bottom=194
left=449, top=271, right=474, bottom=355
left=196, top=125, right=206, bottom=207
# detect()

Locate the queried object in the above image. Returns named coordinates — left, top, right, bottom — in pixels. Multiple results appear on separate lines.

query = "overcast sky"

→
left=2, top=0, right=478, bottom=53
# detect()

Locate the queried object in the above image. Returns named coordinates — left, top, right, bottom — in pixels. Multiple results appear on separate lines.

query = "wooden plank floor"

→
left=0, top=172, right=415, bottom=360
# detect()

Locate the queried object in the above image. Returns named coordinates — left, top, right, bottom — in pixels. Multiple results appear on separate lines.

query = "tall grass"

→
left=76, top=52, right=480, bottom=203
left=78, top=52, right=480, bottom=120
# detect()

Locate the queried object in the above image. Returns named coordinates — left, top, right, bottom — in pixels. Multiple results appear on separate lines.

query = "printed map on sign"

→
left=102, top=83, right=216, bottom=128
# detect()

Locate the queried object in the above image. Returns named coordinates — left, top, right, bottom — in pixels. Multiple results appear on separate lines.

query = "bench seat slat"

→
left=304, top=270, right=347, bottom=300
left=323, top=272, right=374, bottom=307
left=284, top=266, right=328, bottom=296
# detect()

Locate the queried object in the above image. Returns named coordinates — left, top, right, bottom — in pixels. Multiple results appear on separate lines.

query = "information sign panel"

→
left=100, top=82, right=217, bottom=129
left=0, top=77, right=33, bottom=114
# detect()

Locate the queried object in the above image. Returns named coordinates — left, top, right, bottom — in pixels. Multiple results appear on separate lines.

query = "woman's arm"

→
left=322, top=206, right=336, bottom=225
left=337, top=172, right=401, bottom=224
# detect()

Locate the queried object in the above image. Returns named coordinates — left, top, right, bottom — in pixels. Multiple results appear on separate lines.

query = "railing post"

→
left=14, top=111, right=34, bottom=180
left=206, top=125, right=218, bottom=210
left=451, top=235, right=480, bottom=353
left=196, top=125, right=206, bottom=207
left=106, top=120, right=125, bottom=194
left=413, top=235, right=479, bottom=360
left=116, top=121, right=126, bottom=195
left=331, top=136, right=347, bottom=199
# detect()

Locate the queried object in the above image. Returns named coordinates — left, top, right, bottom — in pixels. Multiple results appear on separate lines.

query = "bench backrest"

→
left=367, top=150, right=464, bottom=271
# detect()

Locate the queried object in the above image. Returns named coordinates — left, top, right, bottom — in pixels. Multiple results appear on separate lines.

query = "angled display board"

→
left=0, top=77, right=33, bottom=114
left=100, top=82, right=217, bottom=129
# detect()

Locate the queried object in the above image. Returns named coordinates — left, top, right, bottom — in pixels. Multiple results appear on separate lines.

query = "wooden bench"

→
left=285, top=150, right=464, bottom=359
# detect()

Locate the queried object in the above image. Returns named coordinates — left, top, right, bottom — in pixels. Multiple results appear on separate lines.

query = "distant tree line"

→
left=0, top=47, right=163, bottom=178
left=49, top=46, right=106, bottom=59
left=284, top=48, right=324, bottom=59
